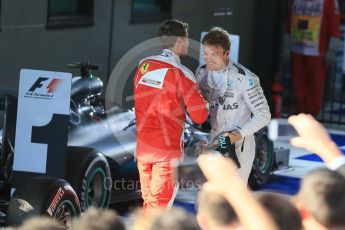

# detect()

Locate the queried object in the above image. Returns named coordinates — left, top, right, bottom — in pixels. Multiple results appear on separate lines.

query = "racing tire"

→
left=6, top=176, right=81, bottom=227
left=66, top=147, right=111, bottom=211
left=248, top=127, right=274, bottom=190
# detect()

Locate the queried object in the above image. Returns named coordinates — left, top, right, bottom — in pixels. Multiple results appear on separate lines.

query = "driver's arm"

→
left=239, top=74, right=271, bottom=137
left=179, top=69, right=209, bottom=124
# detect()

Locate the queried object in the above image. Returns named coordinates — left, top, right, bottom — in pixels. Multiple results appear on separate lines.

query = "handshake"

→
left=195, top=132, right=241, bottom=168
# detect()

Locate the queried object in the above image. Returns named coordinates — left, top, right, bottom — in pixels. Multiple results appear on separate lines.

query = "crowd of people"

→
left=6, top=113, right=345, bottom=230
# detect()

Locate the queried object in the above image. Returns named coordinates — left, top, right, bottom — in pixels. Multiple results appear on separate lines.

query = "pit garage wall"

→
left=112, top=0, right=260, bottom=108
left=113, top=0, right=284, bottom=109
left=0, top=0, right=283, bottom=109
left=0, top=0, right=113, bottom=90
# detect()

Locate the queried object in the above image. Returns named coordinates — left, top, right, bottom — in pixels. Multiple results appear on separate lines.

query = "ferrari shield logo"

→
left=140, top=63, right=150, bottom=74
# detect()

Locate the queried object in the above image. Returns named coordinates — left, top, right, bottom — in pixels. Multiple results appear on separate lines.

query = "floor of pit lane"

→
left=111, top=128, right=345, bottom=215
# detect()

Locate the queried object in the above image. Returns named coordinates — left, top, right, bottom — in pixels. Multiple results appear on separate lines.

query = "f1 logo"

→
left=28, top=77, right=61, bottom=93
left=29, top=77, right=49, bottom=92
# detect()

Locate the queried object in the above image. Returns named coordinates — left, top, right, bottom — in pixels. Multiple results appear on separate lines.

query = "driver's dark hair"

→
left=158, top=19, right=188, bottom=49
left=202, top=27, right=231, bottom=52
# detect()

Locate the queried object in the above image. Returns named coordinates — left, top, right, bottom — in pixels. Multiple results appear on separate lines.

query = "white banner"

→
left=13, top=69, right=71, bottom=174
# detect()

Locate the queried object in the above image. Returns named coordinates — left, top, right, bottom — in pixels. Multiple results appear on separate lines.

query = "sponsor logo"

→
left=138, top=68, right=167, bottom=89
left=140, top=63, right=150, bottom=74
left=247, top=88, right=259, bottom=96
left=227, top=80, right=233, bottom=90
left=249, top=93, right=258, bottom=99
left=141, top=78, right=161, bottom=86
left=25, top=77, right=61, bottom=100
left=28, top=77, right=48, bottom=92
left=248, top=78, right=254, bottom=87
left=219, top=135, right=228, bottom=149
left=47, top=187, right=65, bottom=216
left=224, top=91, right=234, bottom=98
left=161, top=50, right=173, bottom=58
left=250, top=96, right=263, bottom=104
left=246, top=85, right=258, bottom=92
left=223, top=102, right=239, bottom=110
left=254, top=101, right=264, bottom=108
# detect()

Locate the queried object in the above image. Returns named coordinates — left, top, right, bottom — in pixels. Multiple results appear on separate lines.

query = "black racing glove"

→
left=216, top=135, right=241, bottom=168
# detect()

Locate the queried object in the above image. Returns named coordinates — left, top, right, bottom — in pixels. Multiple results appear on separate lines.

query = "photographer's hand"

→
left=198, top=154, right=278, bottom=230
left=288, top=113, right=342, bottom=165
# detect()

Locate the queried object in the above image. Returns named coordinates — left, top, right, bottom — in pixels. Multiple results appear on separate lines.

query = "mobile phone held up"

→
left=268, top=119, right=298, bottom=142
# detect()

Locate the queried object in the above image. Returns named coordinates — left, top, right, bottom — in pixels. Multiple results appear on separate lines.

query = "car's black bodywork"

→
left=0, top=63, right=276, bottom=225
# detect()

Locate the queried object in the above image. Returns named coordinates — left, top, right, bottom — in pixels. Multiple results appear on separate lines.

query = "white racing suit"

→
left=195, top=62, right=271, bottom=182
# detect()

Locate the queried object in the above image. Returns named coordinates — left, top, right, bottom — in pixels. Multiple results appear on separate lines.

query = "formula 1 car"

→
left=0, top=62, right=276, bottom=226
left=0, top=63, right=139, bottom=227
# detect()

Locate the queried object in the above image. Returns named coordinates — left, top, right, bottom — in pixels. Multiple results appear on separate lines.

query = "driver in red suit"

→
left=134, top=19, right=209, bottom=211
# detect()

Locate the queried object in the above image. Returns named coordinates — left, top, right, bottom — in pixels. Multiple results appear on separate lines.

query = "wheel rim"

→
left=69, top=99, right=81, bottom=126
left=86, top=167, right=107, bottom=208
left=256, top=135, right=272, bottom=173
left=54, top=200, right=77, bottom=226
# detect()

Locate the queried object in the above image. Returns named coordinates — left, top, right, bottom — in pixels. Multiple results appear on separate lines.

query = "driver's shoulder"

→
left=230, top=63, right=259, bottom=87
left=195, top=64, right=208, bottom=82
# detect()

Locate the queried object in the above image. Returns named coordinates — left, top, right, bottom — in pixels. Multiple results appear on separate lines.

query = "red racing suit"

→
left=134, top=49, right=208, bottom=209
left=286, top=0, right=340, bottom=115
